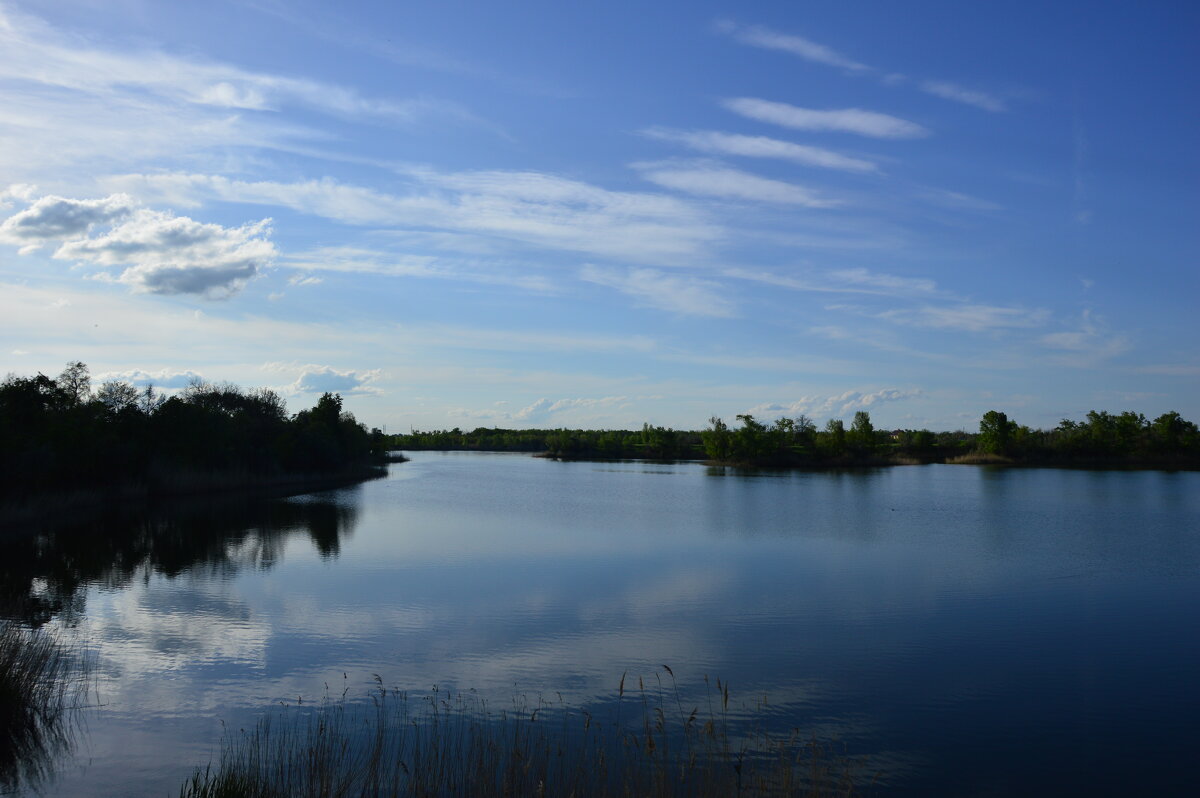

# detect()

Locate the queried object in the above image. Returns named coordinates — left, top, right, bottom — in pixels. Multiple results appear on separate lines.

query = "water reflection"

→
left=14, top=456, right=1200, bottom=797
left=0, top=492, right=359, bottom=627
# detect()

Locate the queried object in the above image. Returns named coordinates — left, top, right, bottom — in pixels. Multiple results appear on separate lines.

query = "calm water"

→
left=8, top=452, right=1200, bottom=796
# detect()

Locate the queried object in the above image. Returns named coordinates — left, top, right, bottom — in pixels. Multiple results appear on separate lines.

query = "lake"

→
left=11, top=452, right=1200, bottom=796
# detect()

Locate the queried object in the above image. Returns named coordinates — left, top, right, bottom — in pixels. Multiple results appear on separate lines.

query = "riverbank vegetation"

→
left=1, top=362, right=393, bottom=524
left=391, top=407, right=1199, bottom=469
left=0, top=621, right=88, bottom=791
left=181, top=670, right=866, bottom=798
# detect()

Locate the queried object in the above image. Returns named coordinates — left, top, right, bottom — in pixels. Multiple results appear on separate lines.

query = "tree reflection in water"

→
left=0, top=490, right=359, bottom=790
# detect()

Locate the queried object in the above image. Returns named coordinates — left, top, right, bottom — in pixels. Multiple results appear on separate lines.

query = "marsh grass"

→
left=0, top=621, right=90, bottom=791
left=945, top=452, right=1013, bottom=465
left=181, top=669, right=869, bottom=797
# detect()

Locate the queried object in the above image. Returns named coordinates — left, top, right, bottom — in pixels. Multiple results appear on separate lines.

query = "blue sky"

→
left=1, top=0, right=1196, bottom=431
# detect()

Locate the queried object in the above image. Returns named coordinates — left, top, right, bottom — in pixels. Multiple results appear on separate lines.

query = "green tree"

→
left=849, top=411, right=875, bottom=453
left=97, top=380, right=140, bottom=414
left=56, top=361, right=91, bottom=405
left=822, top=418, right=846, bottom=455
left=978, top=410, right=1015, bottom=455
left=701, top=416, right=732, bottom=461
left=733, top=414, right=770, bottom=461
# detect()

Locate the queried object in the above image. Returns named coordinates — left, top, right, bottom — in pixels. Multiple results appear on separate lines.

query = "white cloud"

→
left=110, top=171, right=718, bottom=266
left=282, top=246, right=556, bottom=293
left=0, top=6, right=463, bottom=125
left=921, top=81, right=1007, bottom=112
left=915, top=187, right=1003, bottom=212
left=0, top=193, right=136, bottom=250
left=282, top=364, right=383, bottom=395
left=748, top=388, right=922, bottom=420
left=724, top=267, right=938, bottom=296
left=1039, top=311, right=1130, bottom=366
left=717, top=22, right=869, bottom=72
left=0, top=183, right=38, bottom=209
left=1135, top=364, right=1200, bottom=377
left=1, top=193, right=276, bottom=298
left=634, top=161, right=839, bottom=207
left=643, top=128, right=877, bottom=173
left=54, top=209, right=275, bottom=299
left=880, top=304, right=1048, bottom=332
left=0, top=7, right=477, bottom=184
left=287, top=273, right=323, bottom=287
left=580, top=265, right=735, bottom=318
left=94, top=368, right=203, bottom=389
left=723, top=98, right=928, bottom=139
left=513, top=395, right=629, bottom=422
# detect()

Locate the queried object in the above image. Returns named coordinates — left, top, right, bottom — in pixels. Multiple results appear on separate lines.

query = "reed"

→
left=181, top=669, right=869, bottom=797
left=0, top=621, right=89, bottom=790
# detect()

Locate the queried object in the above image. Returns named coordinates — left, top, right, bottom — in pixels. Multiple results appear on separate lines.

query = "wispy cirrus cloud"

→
left=878, top=304, right=1049, bottom=332
left=0, top=6, right=478, bottom=183
left=282, top=246, right=557, bottom=293
left=580, top=265, right=735, bottom=318
left=718, top=22, right=1011, bottom=114
left=920, top=81, right=1007, bottom=112
left=633, top=161, right=839, bottom=207
left=642, top=128, right=877, bottom=173
left=1134, top=364, right=1200, bottom=377
left=0, top=5, right=468, bottom=124
left=108, top=170, right=718, bottom=266
left=1039, top=311, right=1130, bottom=367
left=725, top=267, right=939, bottom=297
left=723, top=98, right=928, bottom=139
left=714, top=21, right=868, bottom=72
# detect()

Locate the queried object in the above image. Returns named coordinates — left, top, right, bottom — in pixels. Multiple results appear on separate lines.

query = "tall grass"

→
left=0, top=621, right=89, bottom=791
left=181, top=669, right=870, bottom=797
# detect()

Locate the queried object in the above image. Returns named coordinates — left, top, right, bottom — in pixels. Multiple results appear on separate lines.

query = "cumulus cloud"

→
left=723, top=98, right=928, bottom=139
left=580, top=265, right=735, bottom=318
left=56, top=210, right=274, bottom=299
left=748, top=388, right=922, bottom=420
left=514, top=395, right=630, bottom=422
left=94, top=368, right=204, bottom=389
left=447, top=395, right=631, bottom=424
left=642, top=128, right=877, bottom=173
left=285, top=364, right=382, bottom=395
left=0, top=192, right=276, bottom=298
left=633, top=161, right=840, bottom=207
left=0, top=193, right=136, bottom=251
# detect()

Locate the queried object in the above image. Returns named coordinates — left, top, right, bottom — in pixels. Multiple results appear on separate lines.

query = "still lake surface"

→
left=18, top=452, right=1200, bottom=796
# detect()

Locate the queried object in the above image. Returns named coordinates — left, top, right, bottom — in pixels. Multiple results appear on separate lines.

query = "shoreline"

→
left=481, top=449, right=1200, bottom=471
left=0, top=457, right=406, bottom=535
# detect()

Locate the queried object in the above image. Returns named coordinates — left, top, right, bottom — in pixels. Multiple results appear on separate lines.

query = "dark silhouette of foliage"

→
left=0, top=363, right=386, bottom=506
left=391, top=407, right=1198, bottom=469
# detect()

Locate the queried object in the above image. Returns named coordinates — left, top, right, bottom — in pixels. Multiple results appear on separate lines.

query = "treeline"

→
left=391, top=424, right=707, bottom=460
left=0, top=362, right=390, bottom=506
left=971, top=409, right=1199, bottom=464
left=392, top=407, right=1199, bottom=469
left=390, top=414, right=972, bottom=464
